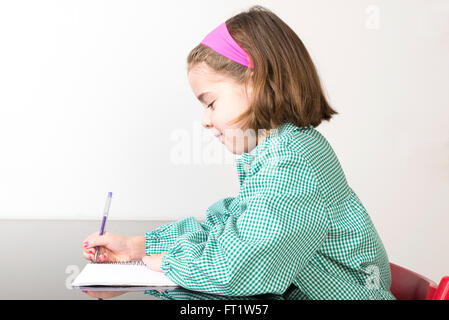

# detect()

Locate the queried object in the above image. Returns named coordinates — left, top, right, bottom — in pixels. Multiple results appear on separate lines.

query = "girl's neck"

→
left=256, top=129, right=271, bottom=146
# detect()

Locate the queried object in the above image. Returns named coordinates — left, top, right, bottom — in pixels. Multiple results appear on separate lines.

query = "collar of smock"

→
left=238, top=122, right=306, bottom=165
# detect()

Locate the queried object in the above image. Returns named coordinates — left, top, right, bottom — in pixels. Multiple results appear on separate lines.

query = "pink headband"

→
left=200, top=22, right=253, bottom=69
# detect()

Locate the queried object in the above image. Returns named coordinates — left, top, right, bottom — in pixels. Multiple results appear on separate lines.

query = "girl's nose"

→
left=202, top=111, right=213, bottom=129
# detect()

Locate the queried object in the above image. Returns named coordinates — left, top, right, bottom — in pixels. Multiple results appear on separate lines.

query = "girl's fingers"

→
left=83, top=239, right=107, bottom=254
left=84, top=248, right=109, bottom=262
left=83, top=247, right=98, bottom=259
left=95, top=247, right=107, bottom=262
left=82, top=232, right=115, bottom=262
left=83, top=251, right=95, bottom=261
left=82, top=232, right=110, bottom=250
left=97, top=252, right=108, bottom=262
left=83, top=245, right=106, bottom=260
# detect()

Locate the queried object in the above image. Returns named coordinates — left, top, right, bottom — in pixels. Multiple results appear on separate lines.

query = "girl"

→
left=82, top=5, right=395, bottom=300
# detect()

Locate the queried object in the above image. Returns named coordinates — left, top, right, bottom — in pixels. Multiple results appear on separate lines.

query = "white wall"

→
left=0, top=1, right=448, bottom=282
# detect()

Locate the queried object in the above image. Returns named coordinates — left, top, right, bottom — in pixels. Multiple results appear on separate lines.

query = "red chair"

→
left=390, top=262, right=449, bottom=300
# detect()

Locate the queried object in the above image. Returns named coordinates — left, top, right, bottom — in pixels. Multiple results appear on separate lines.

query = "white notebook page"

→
left=72, top=261, right=178, bottom=287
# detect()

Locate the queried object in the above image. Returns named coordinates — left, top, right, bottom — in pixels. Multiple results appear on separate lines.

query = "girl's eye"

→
left=207, top=102, right=215, bottom=109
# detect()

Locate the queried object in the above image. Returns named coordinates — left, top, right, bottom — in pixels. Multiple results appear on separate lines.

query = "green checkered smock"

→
left=145, top=122, right=396, bottom=300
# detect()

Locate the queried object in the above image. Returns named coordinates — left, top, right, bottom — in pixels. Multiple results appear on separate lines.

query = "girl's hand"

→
left=142, top=252, right=168, bottom=272
left=82, top=232, right=145, bottom=263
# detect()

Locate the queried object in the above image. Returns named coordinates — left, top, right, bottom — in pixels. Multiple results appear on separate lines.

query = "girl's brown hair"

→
left=187, top=5, right=338, bottom=131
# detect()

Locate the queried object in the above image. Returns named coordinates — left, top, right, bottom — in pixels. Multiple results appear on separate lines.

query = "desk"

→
left=0, top=220, right=304, bottom=300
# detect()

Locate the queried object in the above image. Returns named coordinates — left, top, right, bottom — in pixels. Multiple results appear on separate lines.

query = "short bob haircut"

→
left=187, top=5, right=338, bottom=132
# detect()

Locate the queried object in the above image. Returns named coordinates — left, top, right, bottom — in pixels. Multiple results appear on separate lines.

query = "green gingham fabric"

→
left=145, top=122, right=396, bottom=300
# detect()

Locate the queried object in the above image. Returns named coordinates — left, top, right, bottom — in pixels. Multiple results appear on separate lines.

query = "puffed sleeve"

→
left=145, top=197, right=239, bottom=255
left=159, top=144, right=330, bottom=296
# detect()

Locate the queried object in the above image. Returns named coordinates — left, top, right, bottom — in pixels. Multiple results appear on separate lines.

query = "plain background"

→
left=0, top=1, right=448, bottom=283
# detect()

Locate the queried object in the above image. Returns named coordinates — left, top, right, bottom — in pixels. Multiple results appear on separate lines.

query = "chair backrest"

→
left=390, top=262, right=438, bottom=300
left=433, top=276, right=449, bottom=300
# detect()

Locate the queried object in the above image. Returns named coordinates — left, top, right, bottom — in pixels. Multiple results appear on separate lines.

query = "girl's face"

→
left=188, top=62, right=266, bottom=154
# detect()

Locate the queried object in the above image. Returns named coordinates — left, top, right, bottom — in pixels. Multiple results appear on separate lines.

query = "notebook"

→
left=71, top=260, right=178, bottom=287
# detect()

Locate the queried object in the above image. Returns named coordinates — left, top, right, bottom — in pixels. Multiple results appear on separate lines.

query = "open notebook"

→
left=71, top=260, right=178, bottom=287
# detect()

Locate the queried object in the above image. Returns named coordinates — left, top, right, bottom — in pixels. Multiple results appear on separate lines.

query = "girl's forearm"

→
left=129, top=236, right=146, bottom=260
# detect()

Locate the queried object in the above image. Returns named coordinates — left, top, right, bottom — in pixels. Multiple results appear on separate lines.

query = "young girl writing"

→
left=82, top=5, right=395, bottom=300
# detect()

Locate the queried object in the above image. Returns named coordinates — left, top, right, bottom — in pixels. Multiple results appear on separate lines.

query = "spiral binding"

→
left=89, top=260, right=145, bottom=266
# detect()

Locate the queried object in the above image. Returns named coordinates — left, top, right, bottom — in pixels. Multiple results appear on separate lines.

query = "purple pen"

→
left=94, top=192, right=113, bottom=262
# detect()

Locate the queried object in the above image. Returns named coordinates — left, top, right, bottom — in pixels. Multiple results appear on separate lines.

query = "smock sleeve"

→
left=159, top=144, right=330, bottom=296
left=145, top=197, right=239, bottom=255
